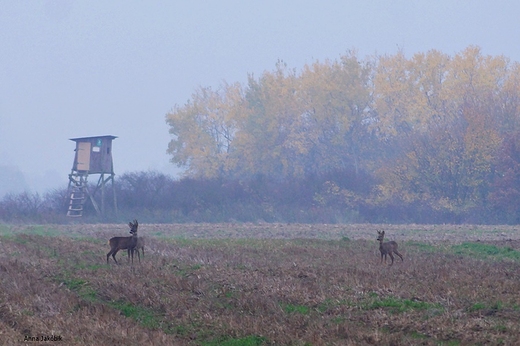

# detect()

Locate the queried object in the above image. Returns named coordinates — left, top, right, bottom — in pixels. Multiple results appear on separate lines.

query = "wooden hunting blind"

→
left=67, top=135, right=118, bottom=217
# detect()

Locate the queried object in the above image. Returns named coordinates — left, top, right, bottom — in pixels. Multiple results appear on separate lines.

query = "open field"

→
left=1, top=223, right=520, bottom=345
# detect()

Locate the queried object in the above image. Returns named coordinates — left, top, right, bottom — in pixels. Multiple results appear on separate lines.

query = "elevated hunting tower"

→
left=67, top=135, right=118, bottom=217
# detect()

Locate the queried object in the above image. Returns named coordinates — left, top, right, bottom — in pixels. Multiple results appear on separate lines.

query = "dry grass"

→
left=1, top=223, right=520, bottom=345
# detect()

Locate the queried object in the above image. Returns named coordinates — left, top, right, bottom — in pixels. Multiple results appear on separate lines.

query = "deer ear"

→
left=129, top=222, right=133, bottom=228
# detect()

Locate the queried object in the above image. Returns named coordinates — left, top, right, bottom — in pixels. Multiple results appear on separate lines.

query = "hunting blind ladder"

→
left=67, top=135, right=118, bottom=217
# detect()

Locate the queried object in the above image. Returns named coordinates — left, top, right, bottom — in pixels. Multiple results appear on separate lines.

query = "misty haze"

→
left=3, top=2, right=520, bottom=345
left=2, top=1, right=520, bottom=224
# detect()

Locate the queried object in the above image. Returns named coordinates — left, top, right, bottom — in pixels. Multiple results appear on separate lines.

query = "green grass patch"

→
left=451, top=242, right=520, bottom=261
left=0, top=224, right=12, bottom=236
left=408, top=330, right=430, bottom=340
left=407, top=241, right=437, bottom=252
left=468, top=302, right=486, bottom=312
left=110, top=301, right=161, bottom=330
left=175, top=263, right=204, bottom=277
left=60, top=276, right=98, bottom=302
left=494, top=324, right=508, bottom=332
left=365, top=296, right=443, bottom=314
left=282, top=303, right=310, bottom=315
left=18, top=225, right=63, bottom=237
left=317, top=298, right=349, bottom=313
left=467, top=301, right=507, bottom=313
left=56, top=272, right=170, bottom=333
left=7, top=234, right=30, bottom=244
left=201, top=335, right=267, bottom=346
left=74, top=262, right=106, bottom=271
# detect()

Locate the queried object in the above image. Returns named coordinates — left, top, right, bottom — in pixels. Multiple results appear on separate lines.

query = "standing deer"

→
left=377, top=230, right=403, bottom=266
left=107, top=220, right=139, bottom=265
left=127, top=237, right=145, bottom=263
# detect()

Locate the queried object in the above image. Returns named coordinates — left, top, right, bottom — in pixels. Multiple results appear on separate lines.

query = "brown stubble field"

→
left=1, top=223, right=520, bottom=345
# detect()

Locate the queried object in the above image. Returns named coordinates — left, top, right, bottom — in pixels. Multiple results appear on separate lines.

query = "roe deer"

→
left=107, top=220, right=139, bottom=265
left=127, top=237, right=145, bottom=263
left=377, top=230, right=403, bottom=266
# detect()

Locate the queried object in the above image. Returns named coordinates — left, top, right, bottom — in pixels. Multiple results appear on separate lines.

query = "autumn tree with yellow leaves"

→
left=166, top=46, right=520, bottom=223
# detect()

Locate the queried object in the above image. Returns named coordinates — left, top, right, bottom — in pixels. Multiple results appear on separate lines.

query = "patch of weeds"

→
left=468, top=302, right=486, bottom=312
left=467, top=301, right=505, bottom=313
left=317, top=298, right=333, bottom=313
left=282, top=303, right=310, bottom=315
left=165, top=320, right=207, bottom=338
left=166, top=237, right=194, bottom=246
left=407, top=241, right=436, bottom=252
left=331, top=316, right=346, bottom=324
left=233, top=263, right=249, bottom=270
left=201, top=335, right=267, bottom=346
left=11, top=235, right=29, bottom=244
left=214, top=298, right=234, bottom=310
left=171, top=323, right=191, bottom=337
left=0, top=225, right=12, bottom=236
left=79, top=286, right=98, bottom=302
left=341, top=236, right=350, bottom=242
left=438, top=340, right=461, bottom=346
left=317, top=298, right=348, bottom=313
left=366, top=296, right=442, bottom=314
left=176, top=263, right=203, bottom=277
left=490, top=301, right=504, bottom=310
left=110, top=301, right=161, bottom=330
left=408, top=330, right=429, bottom=339
left=494, top=324, right=507, bottom=333
left=62, top=277, right=88, bottom=291
left=60, top=276, right=98, bottom=302
left=85, top=263, right=105, bottom=271
left=72, top=260, right=105, bottom=271
left=451, top=243, right=520, bottom=261
left=58, top=272, right=171, bottom=334
left=21, top=309, right=34, bottom=316
left=80, top=249, right=101, bottom=257
left=23, top=226, right=62, bottom=237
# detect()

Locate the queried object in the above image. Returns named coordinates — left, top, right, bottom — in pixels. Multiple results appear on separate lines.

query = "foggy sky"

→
left=1, top=0, right=519, bottom=196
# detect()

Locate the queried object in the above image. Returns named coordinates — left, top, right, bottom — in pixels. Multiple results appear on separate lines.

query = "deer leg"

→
left=107, top=249, right=118, bottom=264
left=388, top=252, right=394, bottom=266
left=136, top=249, right=141, bottom=263
left=111, top=249, right=120, bottom=265
left=394, top=250, right=404, bottom=261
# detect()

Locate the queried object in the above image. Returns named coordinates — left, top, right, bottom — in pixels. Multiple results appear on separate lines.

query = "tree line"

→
left=2, top=46, right=520, bottom=224
left=0, top=170, right=374, bottom=223
left=165, top=46, right=520, bottom=224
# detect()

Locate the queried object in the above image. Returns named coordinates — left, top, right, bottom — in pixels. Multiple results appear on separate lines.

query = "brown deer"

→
left=127, top=237, right=145, bottom=263
left=107, top=220, right=139, bottom=264
left=377, top=230, right=403, bottom=266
